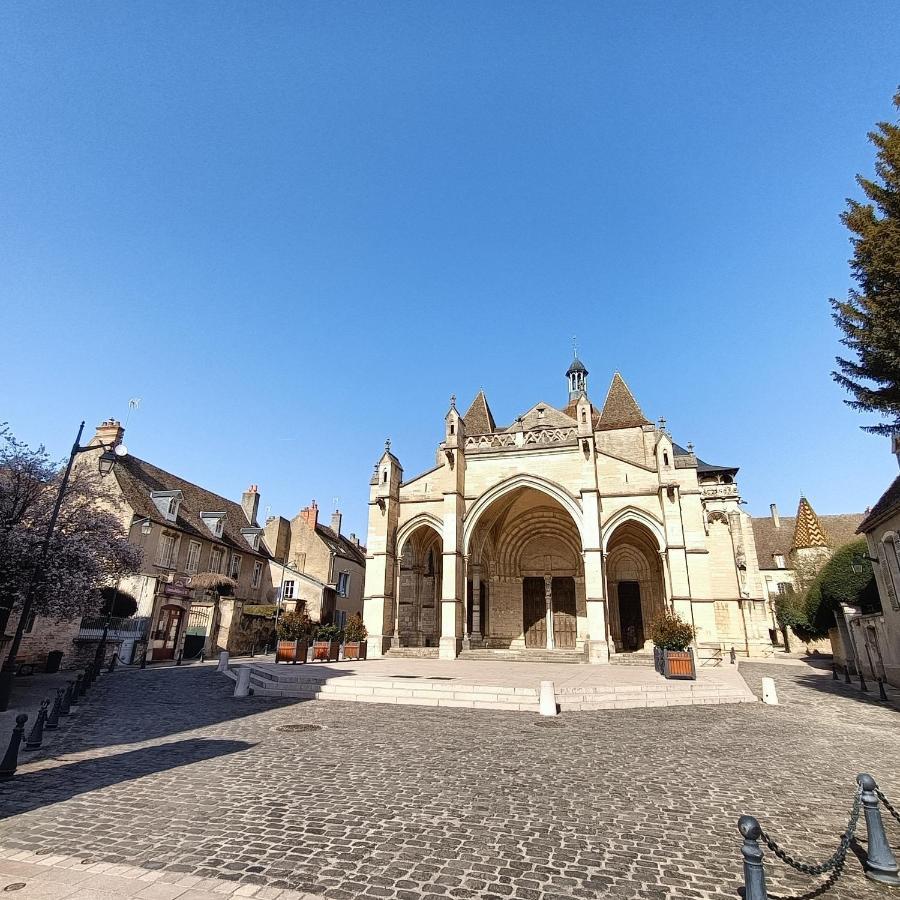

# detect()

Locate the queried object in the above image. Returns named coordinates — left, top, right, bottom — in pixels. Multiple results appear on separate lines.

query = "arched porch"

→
left=393, top=522, right=443, bottom=648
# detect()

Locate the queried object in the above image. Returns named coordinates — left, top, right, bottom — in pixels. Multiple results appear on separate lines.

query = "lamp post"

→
left=851, top=553, right=879, bottom=575
left=0, top=422, right=127, bottom=711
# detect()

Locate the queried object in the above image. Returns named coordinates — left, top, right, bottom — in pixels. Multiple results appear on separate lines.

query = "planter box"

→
left=313, top=639, right=341, bottom=662
left=276, top=639, right=308, bottom=665
left=654, top=647, right=696, bottom=680
left=343, top=640, right=367, bottom=660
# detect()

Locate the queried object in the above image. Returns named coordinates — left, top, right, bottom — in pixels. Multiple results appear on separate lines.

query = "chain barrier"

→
left=876, top=788, right=900, bottom=825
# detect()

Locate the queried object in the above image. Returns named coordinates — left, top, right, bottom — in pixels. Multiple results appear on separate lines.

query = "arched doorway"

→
left=467, top=486, right=584, bottom=651
left=604, top=520, right=666, bottom=653
left=395, top=524, right=443, bottom=647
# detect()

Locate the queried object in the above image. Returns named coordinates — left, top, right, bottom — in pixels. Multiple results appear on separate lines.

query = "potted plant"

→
left=275, top=609, right=311, bottom=664
left=342, top=613, right=368, bottom=660
left=312, top=623, right=342, bottom=662
left=649, top=611, right=696, bottom=680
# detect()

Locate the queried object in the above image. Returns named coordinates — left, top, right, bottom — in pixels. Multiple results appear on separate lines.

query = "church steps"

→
left=383, top=648, right=440, bottom=659
left=457, top=648, right=585, bottom=664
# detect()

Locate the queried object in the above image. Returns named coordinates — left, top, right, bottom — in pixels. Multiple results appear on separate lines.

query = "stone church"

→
left=362, top=356, right=769, bottom=662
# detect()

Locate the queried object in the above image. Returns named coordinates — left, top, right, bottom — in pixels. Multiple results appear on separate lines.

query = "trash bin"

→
left=45, top=650, right=64, bottom=674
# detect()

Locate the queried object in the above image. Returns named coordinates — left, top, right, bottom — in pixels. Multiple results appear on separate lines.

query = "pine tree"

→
left=831, top=89, right=900, bottom=435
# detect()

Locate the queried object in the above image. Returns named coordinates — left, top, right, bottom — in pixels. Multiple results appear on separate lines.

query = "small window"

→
left=337, top=572, right=351, bottom=597
left=283, top=580, right=295, bottom=600
left=663, top=451, right=670, bottom=466
left=777, top=582, right=793, bottom=595
left=251, top=561, right=263, bottom=589
left=774, top=554, right=785, bottom=569
left=383, top=471, right=388, bottom=483
left=229, top=554, right=242, bottom=580
left=24, top=609, right=36, bottom=633
left=157, top=532, right=178, bottom=568
left=581, top=410, right=587, bottom=424
left=186, top=541, right=202, bottom=575
left=210, top=546, right=225, bottom=574
left=450, top=423, right=455, bottom=435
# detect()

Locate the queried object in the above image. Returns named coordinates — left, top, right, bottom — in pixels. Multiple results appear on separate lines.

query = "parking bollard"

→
left=858, top=774, right=900, bottom=886
left=217, top=651, right=230, bottom=673
left=45, top=689, right=64, bottom=730
left=730, top=646, right=737, bottom=664
left=860, top=670, right=869, bottom=692
left=107, top=652, right=118, bottom=673
left=71, top=674, right=83, bottom=707
left=0, top=715, right=28, bottom=779
left=832, top=663, right=838, bottom=680
left=234, top=667, right=251, bottom=697
left=59, top=682, right=73, bottom=716
left=175, top=651, right=183, bottom=666
left=738, top=815, right=769, bottom=900
left=877, top=678, right=888, bottom=701
left=24, top=699, right=49, bottom=751
left=845, top=664, right=852, bottom=684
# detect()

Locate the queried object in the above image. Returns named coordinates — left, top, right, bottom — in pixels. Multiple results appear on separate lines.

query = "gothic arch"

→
left=601, top=506, right=666, bottom=553
left=463, top=474, right=584, bottom=553
left=397, top=513, right=444, bottom=557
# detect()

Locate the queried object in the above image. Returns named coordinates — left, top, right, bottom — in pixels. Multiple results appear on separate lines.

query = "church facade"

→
left=362, top=357, right=770, bottom=663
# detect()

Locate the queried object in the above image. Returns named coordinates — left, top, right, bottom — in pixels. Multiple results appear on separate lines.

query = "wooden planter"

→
left=654, top=647, right=696, bottom=680
left=313, top=639, right=341, bottom=662
left=276, top=639, right=308, bottom=665
left=343, top=640, right=367, bottom=660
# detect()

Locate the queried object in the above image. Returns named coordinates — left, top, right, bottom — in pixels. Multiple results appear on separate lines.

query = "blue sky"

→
left=2, top=1, right=899, bottom=539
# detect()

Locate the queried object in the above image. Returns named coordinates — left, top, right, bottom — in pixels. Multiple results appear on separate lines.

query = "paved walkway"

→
left=0, top=662, right=897, bottom=899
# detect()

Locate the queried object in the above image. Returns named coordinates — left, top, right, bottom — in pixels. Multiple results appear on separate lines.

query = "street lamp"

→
left=0, top=421, right=128, bottom=711
left=851, top=553, right=879, bottom=575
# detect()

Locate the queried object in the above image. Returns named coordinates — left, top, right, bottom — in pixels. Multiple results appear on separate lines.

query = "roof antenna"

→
left=124, top=398, right=141, bottom=430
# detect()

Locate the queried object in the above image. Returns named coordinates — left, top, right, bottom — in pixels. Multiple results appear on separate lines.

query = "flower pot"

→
left=343, top=640, right=367, bottom=660
left=276, top=639, right=308, bottom=665
left=656, top=647, right=696, bottom=680
left=313, top=639, right=340, bottom=662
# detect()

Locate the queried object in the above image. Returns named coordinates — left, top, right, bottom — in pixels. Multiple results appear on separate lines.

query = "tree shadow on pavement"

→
left=0, top=737, right=252, bottom=818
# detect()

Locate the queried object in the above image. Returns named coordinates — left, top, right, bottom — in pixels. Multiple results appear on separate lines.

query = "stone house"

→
left=850, top=438, right=900, bottom=687
left=751, top=499, right=864, bottom=645
left=264, top=501, right=366, bottom=628
left=363, top=355, right=771, bottom=663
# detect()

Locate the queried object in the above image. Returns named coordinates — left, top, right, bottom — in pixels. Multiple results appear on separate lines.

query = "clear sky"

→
left=2, top=1, right=899, bottom=539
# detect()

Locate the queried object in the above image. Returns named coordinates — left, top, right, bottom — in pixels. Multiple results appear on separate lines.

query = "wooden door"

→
left=156, top=605, right=184, bottom=659
left=617, top=581, right=644, bottom=651
left=552, top=577, right=577, bottom=649
left=523, top=577, right=546, bottom=648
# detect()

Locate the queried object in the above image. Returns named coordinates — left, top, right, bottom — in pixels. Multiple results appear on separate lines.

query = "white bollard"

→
left=539, top=680, right=558, bottom=717
left=761, top=676, right=779, bottom=705
left=234, top=667, right=251, bottom=697
left=217, top=650, right=230, bottom=673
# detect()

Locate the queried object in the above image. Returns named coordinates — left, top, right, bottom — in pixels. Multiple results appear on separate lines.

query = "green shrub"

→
left=243, top=604, right=277, bottom=618
left=648, top=611, right=694, bottom=650
left=276, top=609, right=311, bottom=641
left=344, top=613, right=368, bottom=643
left=315, top=623, right=343, bottom=642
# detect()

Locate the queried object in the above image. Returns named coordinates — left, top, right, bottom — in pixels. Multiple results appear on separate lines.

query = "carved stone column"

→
left=544, top=574, right=555, bottom=650
left=391, top=556, right=402, bottom=649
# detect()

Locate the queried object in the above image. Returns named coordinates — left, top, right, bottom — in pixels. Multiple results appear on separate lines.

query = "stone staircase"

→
left=383, top=647, right=440, bottom=659
left=457, top=648, right=585, bottom=664
left=608, top=652, right=655, bottom=667
left=247, top=666, right=541, bottom=712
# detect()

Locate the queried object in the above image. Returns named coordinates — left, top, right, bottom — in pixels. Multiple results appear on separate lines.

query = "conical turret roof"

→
left=566, top=356, right=588, bottom=376
left=597, top=373, right=650, bottom=430
left=463, top=390, right=497, bottom=435
left=791, top=496, right=829, bottom=549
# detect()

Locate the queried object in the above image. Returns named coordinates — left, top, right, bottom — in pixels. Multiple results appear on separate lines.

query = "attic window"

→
left=383, top=471, right=388, bottom=484
left=581, top=410, right=587, bottom=424
left=200, top=511, right=226, bottom=537
left=663, top=451, right=670, bottom=466
left=150, top=490, right=183, bottom=523
left=241, top=527, right=264, bottom=551
left=774, top=554, right=786, bottom=569
left=450, top=423, right=455, bottom=436
left=537, top=406, right=545, bottom=418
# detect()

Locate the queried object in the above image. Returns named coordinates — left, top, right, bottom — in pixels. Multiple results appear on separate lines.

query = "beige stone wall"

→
left=861, top=508, right=900, bottom=686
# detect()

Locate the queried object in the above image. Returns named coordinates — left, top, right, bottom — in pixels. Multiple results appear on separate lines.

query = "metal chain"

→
left=758, top=785, right=862, bottom=877
left=876, top=788, right=900, bottom=825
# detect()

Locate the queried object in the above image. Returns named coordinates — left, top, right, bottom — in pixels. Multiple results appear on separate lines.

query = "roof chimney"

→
left=90, top=418, right=124, bottom=448
left=300, top=499, right=319, bottom=530
left=242, top=484, right=260, bottom=525
left=331, top=509, right=342, bottom=536
left=770, top=503, right=780, bottom=527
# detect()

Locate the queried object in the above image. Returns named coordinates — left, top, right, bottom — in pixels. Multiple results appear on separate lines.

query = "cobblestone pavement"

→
left=0, top=661, right=898, bottom=900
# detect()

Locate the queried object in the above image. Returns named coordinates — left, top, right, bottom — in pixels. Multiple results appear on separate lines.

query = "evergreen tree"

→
left=831, top=89, right=900, bottom=435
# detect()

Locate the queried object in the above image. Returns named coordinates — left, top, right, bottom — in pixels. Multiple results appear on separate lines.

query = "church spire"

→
left=566, top=343, right=589, bottom=401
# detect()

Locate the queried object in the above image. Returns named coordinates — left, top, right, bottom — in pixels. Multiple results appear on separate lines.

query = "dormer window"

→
left=774, top=554, right=786, bottom=569
left=150, top=490, right=183, bottom=523
left=537, top=406, right=545, bottom=419
left=200, top=511, right=226, bottom=537
left=241, top=527, right=264, bottom=551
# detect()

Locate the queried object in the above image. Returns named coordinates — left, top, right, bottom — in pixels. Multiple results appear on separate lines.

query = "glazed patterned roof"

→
left=751, top=507, right=865, bottom=569
left=792, top=496, right=829, bottom=549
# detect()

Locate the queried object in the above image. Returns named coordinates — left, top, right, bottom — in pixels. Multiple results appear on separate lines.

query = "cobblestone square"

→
left=0, top=661, right=898, bottom=900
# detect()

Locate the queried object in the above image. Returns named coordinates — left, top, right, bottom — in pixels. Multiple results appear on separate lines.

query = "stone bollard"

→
left=24, top=699, right=49, bottom=751
left=857, top=774, right=900, bottom=886
left=539, top=681, right=558, bottom=716
left=45, top=688, right=64, bottom=730
left=761, top=677, right=778, bottom=705
left=730, top=646, right=737, bottom=664
left=217, top=651, right=230, bottom=673
left=738, top=815, right=769, bottom=900
left=59, top=682, right=73, bottom=716
left=877, top=678, right=889, bottom=701
left=0, top=715, right=28, bottom=779
left=233, top=667, right=251, bottom=697
left=844, top=664, right=852, bottom=684
left=107, top=653, right=118, bottom=674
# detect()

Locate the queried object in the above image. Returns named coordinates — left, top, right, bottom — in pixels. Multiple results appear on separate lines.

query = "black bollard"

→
left=860, top=670, right=869, bottom=692
left=175, top=651, right=183, bottom=666
left=83, top=663, right=94, bottom=691
left=140, top=643, right=148, bottom=669
left=832, top=663, right=838, bottom=680
left=0, top=715, right=28, bottom=779
left=200, top=650, right=205, bottom=663
left=878, top=678, right=889, bottom=701
left=730, top=646, right=736, bottom=664
left=844, top=664, right=852, bottom=684
left=24, top=699, right=49, bottom=751
left=59, top=682, right=73, bottom=716
left=45, top=688, right=64, bottom=730
left=858, top=774, right=900, bottom=886
left=71, top=674, right=83, bottom=706
left=738, top=815, right=769, bottom=900
left=107, top=652, right=118, bottom=674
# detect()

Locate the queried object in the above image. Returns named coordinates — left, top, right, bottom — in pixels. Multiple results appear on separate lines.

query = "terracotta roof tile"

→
left=597, top=373, right=650, bottom=430
left=463, top=390, right=497, bottom=435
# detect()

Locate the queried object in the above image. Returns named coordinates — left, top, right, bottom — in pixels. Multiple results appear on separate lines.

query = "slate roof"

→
left=314, top=523, right=367, bottom=565
left=566, top=356, right=588, bottom=376
left=857, top=474, right=900, bottom=533
left=463, top=390, right=497, bottom=435
left=114, top=455, right=272, bottom=559
left=751, top=505, right=865, bottom=569
left=597, top=373, right=651, bottom=430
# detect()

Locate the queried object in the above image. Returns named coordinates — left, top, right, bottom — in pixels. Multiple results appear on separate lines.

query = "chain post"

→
left=71, top=674, right=83, bottom=706
left=832, top=663, right=838, bottom=680
left=108, top=652, right=118, bottom=673
left=844, top=664, right=852, bottom=684
left=739, top=816, right=769, bottom=900
left=45, top=688, right=64, bottom=729
left=859, top=670, right=869, bottom=692
left=24, top=698, right=49, bottom=750
left=877, top=678, right=888, bottom=701
left=0, top=715, right=28, bottom=778
left=59, top=682, right=73, bottom=716
left=857, top=774, right=900, bottom=886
